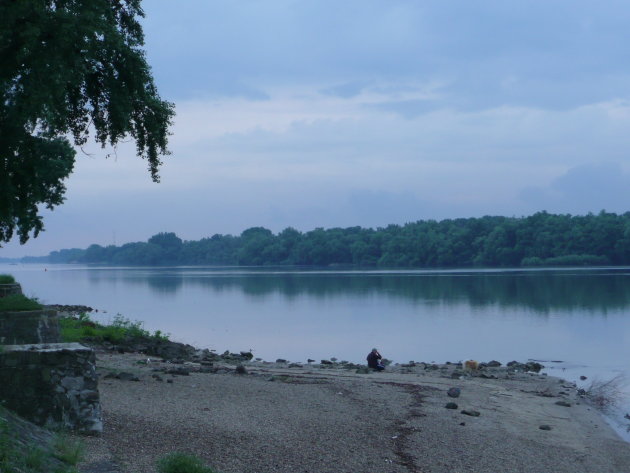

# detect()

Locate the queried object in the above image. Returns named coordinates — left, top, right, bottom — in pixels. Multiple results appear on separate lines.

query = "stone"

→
left=461, top=410, right=480, bottom=417
left=307, top=359, right=315, bottom=363
left=539, top=425, right=552, bottom=430
left=580, top=375, right=587, bottom=380
left=235, top=365, right=247, bottom=375
left=487, top=360, right=502, bottom=367
left=239, top=351, right=254, bottom=360
left=447, top=387, right=461, bottom=398
left=276, top=359, right=287, bottom=363
left=445, top=402, right=458, bottom=409
left=555, top=401, right=571, bottom=407
left=116, top=372, right=140, bottom=381
left=321, top=360, right=333, bottom=365
left=165, top=367, right=190, bottom=376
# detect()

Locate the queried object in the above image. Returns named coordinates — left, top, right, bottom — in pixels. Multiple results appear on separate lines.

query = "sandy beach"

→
left=75, top=350, right=630, bottom=473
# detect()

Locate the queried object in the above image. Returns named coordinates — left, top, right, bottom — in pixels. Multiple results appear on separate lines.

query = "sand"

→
left=77, top=351, right=630, bottom=473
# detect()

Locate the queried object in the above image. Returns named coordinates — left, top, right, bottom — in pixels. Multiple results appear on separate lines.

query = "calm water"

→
left=3, top=264, right=630, bottom=367
left=3, top=263, right=630, bottom=436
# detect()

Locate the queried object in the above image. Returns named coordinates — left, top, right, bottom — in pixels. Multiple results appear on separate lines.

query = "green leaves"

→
left=0, top=0, right=174, bottom=244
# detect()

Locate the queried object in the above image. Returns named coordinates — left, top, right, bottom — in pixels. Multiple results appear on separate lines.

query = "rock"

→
left=167, top=379, right=173, bottom=383
left=240, top=351, right=254, bottom=360
left=445, top=402, right=458, bottom=409
left=288, top=363, right=302, bottom=368
left=487, top=360, right=502, bottom=367
left=355, top=367, right=370, bottom=374
left=116, top=372, right=139, bottom=382
left=275, top=359, right=287, bottom=364
left=447, top=387, right=461, bottom=398
left=460, top=422, right=466, bottom=426
left=235, top=365, right=247, bottom=375
left=539, top=425, right=552, bottom=430
left=152, top=374, right=163, bottom=382
left=555, top=401, right=571, bottom=407
left=526, top=362, right=544, bottom=373
left=307, top=359, right=315, bottom=363
left=320, top=360, right=333, bottom=365
left=461, top=410, right=480, bottom=417
left=165, top=367, right=190, bottom=376
left=580, top=375, right=587, bottom=380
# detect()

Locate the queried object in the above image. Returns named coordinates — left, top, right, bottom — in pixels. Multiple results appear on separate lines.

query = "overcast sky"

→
left=4, top=0, right=630, bottom=257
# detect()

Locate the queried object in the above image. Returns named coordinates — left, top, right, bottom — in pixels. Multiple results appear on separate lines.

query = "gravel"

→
left=78, top=352, right=630, bottom=473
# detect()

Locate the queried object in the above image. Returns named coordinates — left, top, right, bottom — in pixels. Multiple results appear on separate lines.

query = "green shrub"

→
left=0, top=294, right=43, bottom=312
left=59, top=313, right=169, bottom=344
left=0, top=274, right=15, bottom=284
left=157, top=452, right=217, bottom=473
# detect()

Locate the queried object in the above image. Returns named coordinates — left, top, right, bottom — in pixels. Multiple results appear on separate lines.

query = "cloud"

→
left=520, top=163, right=630, bottom=214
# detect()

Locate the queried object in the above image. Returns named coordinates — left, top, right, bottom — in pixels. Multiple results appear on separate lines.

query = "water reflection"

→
left=82, top=268, right=630, bottom=314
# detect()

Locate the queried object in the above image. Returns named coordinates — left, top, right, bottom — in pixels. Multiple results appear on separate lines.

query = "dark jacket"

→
left=367, top=351, right=382, bottom=368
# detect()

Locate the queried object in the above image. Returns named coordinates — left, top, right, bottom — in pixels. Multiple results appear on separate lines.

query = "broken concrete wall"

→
left=0, top=343, right=102, bottom=434
left=0, top=310, right=61, bottom=345
left=0, top=283, right=22, bottom=298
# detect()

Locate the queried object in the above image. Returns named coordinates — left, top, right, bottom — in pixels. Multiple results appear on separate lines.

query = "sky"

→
left=4, top=0, right=630, bottom=257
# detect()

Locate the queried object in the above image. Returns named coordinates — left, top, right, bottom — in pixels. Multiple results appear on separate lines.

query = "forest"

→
left=16, top=211, right=630, bottom=268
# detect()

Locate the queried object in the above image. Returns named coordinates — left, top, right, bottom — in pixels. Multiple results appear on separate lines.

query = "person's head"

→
left=372, top=348, right=378, bottom=353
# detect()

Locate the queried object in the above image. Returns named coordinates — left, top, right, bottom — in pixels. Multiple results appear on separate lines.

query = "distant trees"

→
left=23, top=211, right=630, bottom=268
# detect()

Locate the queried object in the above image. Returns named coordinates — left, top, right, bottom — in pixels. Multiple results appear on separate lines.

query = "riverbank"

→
left=77, top=348, right=630, bottom=473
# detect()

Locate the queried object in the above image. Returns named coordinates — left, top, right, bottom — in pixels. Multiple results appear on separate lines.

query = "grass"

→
left=0, top=294, right=43, bottom=312
left=0, top=274, right=16, bottom=284
left=52, top=433, right=84, bottom=466
left=59, top=312, right=169, bottom=344
left=157, top=452, right=218, bottom=473
left=0, top=415, right=81, bottom=473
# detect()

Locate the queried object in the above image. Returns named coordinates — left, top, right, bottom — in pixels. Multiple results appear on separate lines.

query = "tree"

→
left=0, top=0, right=174, bottom=244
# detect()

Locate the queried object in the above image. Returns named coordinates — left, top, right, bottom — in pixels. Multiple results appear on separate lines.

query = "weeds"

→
left=582, top=374, right=628, bottom=412
left=0, top=414, right=79, bottom=473
left=157, top=452, right=218, bottom=473
left=59, top=312, right=169, bottom=344
left=52, top=433, right=84, bottom=465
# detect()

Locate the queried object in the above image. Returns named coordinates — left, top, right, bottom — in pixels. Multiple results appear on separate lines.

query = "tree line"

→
left=19, top=211, right=630, bottom=267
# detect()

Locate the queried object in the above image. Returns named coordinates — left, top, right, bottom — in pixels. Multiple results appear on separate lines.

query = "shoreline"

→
left=77, top=346, right=630, bottom=473
left=47, top=306, right=630, bottom=472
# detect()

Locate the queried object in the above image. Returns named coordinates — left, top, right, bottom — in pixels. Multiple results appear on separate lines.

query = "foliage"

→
left=0, top=413, right=79, bottom=473
left=59, top=312, right=169, bottom=344
left=22, top=211, right=630, bottom=268
left=0, top=0, right=174, bottom=244
left=0, top=294, right=43, bottom=312
left=0, top=274, right=15, bottom=284
left=52, top=433, right=83, bottom=466
left=157, top=452, right=218, bottom=473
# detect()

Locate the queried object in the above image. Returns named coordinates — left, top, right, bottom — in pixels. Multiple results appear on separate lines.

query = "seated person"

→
left=367, top=348, right=385, bottom=371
